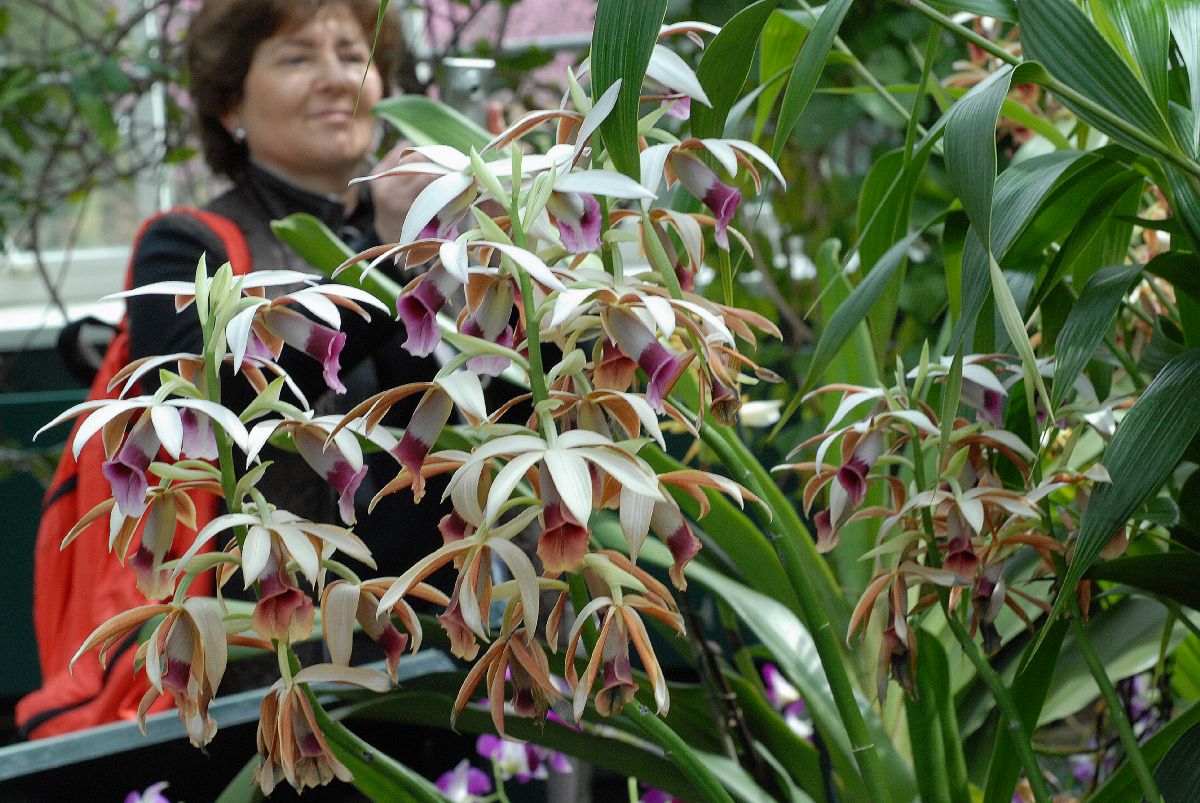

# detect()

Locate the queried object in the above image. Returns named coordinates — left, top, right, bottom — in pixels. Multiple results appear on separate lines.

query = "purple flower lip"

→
left=550, top=192, right=603, bottom=254
left=704, top=182, right=741, bottom=249
left=637, top=341, right=685, bottom=411
left=103, top=456, right=151, bottom=518
left=397, top=272, right=450, bottom=357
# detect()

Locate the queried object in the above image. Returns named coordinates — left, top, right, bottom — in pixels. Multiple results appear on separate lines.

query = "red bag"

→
left=17, top=209, right=251, bottom=739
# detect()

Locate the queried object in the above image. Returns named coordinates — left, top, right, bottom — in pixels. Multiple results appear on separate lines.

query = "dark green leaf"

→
left=307, top=689, right=446, bottom=802
left=1051, top=263, right=1142, bottom=408
left=1093, top=0, right=1170, bottom=113
left=1168, top=0, right=1200, bottom=154
left=691, top=0, right=779, bottom=140
left=1144, top=252, right=1200, bottom=305
left=771, top=0, right=853, bottom=161
left=373, top=95, right=491, bottom=153
left=1155, top=719, right=1200, bottom=802
left=214, top=756, right=264, bottom=803
left=1088, top=552, right=1200, bottom=611
left=591, top=0, right=667, bottom=179
left=906, top=630, right=969, bottom=803
left=928, top=0, right=1016, bottom=22
left=1019, top=0, right=1177, bottom=155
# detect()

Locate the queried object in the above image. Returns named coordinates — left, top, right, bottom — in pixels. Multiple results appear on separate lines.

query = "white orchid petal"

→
left=274, top=522, right=320, bottom=584
left=646, top=44, right=711, bottom=107
left=70, top=401, right=144, bottom=460
left=439, top=240, right=471, bottom=284
left=575, top=79, right=623, bottom=158
left=642, top=296, right=678, bottom=338
left=544, top=448, right=593, bottom=525
left=171, top=399, right=251, bottom=452
left=226, top=306, right=262, bottom=374
left=719, top=138, right=787, bottom=186
left=639, top=143, right=674, bottom=195
left=401, top=172, right=475, bottom=244
left=700, top=139, right=739, bottom=176
left=434, top=371, right=488, bottom=421
left=286, top=291, right=342, bottom=329
left=580, top=448, right=665, bottom=501
left=240, top=525, right=272, bottom=587
left=620, top=485, right=654, bottom=560
left=554, top=170, right=657, bottom=201
left=487, top=538, right=540, bottom=632
left=150, top=405, right=183, bottom=459
left=481, top=242, right=565, bottom=291
left=483, top=451, right=543, bottom=525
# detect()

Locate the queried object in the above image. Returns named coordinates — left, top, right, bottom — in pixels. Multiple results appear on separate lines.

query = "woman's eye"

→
left=280, top=54, right=309, bottom=65
left=341, top=50, right=368, bottom=64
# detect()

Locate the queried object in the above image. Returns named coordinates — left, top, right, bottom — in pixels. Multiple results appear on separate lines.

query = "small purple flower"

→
left=662, top=96, right=691, bottom=120
left=178, top=408, right=218, bottom=461
left=641, top=786, right=680, bottom=803
left=436, top=759, right=491, bottom=802
left=124, top=782, right=170, bottom=803
left=477, top=734, right=571, bottom=783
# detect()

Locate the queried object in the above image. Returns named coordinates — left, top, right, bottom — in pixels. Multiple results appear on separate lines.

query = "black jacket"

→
left=127, top=161, right=447, bottom=578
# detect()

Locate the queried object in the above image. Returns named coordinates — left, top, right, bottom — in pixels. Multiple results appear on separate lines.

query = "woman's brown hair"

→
left=187, top=0, right=411, bottom=180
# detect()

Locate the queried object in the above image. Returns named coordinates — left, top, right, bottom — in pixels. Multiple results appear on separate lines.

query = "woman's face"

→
left=224, top=4, right=382, bottom=195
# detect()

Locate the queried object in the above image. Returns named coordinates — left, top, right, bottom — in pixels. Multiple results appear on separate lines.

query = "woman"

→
left=19, top=0, right=442, bottom=739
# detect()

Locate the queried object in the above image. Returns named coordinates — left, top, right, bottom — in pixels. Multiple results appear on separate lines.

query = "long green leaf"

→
left=1167, top=0, right=1200, bottom=153
left=755, top=11, right=808, bottom=141
left=352, top=687, right=704, bottom=800
left=1051, top=263, right=1142, bottom=408
left=307, top=689, right=446, bottom=802
left=1096, top=0, right=1170, bottom=114
left=771, top=0, right=853, bottom=160
left=1088, top=552, right=1200, bottom=611
left=691, top=0, right=778, bottom=140
left=373, top=95, right=491, bottom=153
left=687, top=558, right=914, bottom=801
left=271, top=214, right=403, bottom=308
left=906, top=630, right=967, bottom=803
left=1154, top=719, right=1200, bottom=802
left=928, top=0, right=1016, bottom=22
left=591, top=0, right=667, bottom=180
left=1019, top=0, right=1177, bottom=155
left=803, top=229, right=926, bottom=392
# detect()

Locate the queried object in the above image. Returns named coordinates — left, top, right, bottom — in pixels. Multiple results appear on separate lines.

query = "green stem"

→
left=1067, top=598, right=1162, bottom=802
left=943, top=614, right=1052, bottom=803
left=902, top=0, right=1200, bottom=181
left=622, top=705, right=735, bottom=803
left=701, top=425, right=893, bottom=802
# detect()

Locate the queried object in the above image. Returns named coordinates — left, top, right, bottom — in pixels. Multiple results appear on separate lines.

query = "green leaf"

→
left=306, top=688, right=447, bottom=802
left=982, top=621, right=1068, bottom=803
left=691, top=0, right=779, bottom=140
left=350, top=688, right=704, bottom=801
left=771, top=0, right=853, bottom=161
left=803, top=229, right=926, bottom=392
left=1154, top=719, right=1200, bottom=801
left=1042, top=596, right=1194, bottom=724
left=1167, top=0, right=1200, bottom=154
left=1035, top=350, right=1200, bottom=656
left=214, top=756, right=264, bottom=803
left=1051, top=263, right=1142, bottom=409
left=906, top=630, right=969, bottom=803
left=1091, top=699, right=1200, bottom=801
left=1094, top=0, right=1170, bottom=114
left=684, top=556, right=914, bottom=801
left=1088, top=552, right=1200, bottom=611
left=858, top=149, right=911, bottom=362
left=591, top=0, right=667, bottom=179
left=756, top=12, right=808, bottom=141
left=1019, top=0, right=1177, bottom=155
left=927, top=0, right=1016, bottom=22
left=271, top=213, right=402, bottom=309
left=373, top=95, right=491, bottom=153
left=1146, top=251, right=1200, bottom=307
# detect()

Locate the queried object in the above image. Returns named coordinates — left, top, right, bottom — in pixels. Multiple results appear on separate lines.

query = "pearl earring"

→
left=233, top=126, right=246, bottom=143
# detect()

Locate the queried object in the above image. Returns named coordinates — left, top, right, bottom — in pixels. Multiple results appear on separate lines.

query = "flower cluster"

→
left=776, top=354, right=1110, bottom=699
left=50, top=19, right=785, bottom=797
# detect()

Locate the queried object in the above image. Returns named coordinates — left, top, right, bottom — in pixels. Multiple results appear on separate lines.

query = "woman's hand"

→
left=370, top=142, right=436, bottom=244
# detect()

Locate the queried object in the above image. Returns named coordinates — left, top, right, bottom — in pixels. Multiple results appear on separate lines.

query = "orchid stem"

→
left=1067, top=597, right=1162, bottom=802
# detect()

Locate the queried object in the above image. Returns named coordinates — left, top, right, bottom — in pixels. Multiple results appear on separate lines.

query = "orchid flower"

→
left=71, top=598, right=227, bottom=747
left=476, top=734, right=572, bottom=783
left=640, top=138, right=785, bottom=250
left=336, top=371, right=488, bottom=502
left=436, top=759, right=492, bottom=803
left=253, top=665, right=391, bottom=795
left=320, top=578, right=447, bottom=681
